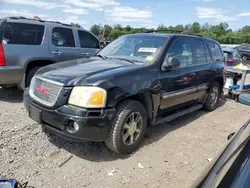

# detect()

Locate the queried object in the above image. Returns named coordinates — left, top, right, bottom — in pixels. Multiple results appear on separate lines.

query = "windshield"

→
left=98, top=35, right=169, bottom=64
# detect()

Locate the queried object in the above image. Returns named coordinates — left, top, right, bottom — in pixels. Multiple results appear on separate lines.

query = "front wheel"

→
left=105, top=100, right=147, bottom=154
left=203, top=82, right=220, bottom=111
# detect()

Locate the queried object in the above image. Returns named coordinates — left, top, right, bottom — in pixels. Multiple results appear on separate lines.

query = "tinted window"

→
left=208, top=41, right=224, bottom=61
left=246, top=45, right=250, bottom=50
left=223, top=51, right=233, bottom=59
left=52, top=27, right=75, bottom=47
left=234, top=51, right=241, bottom=58
left=78, top=30, right=100, bottom=48
left=0, top=19, right=7, bottom=44
left=3, top=22, right=44, bottom=45
left=194, top=39, right=206, bottom=64
left=205, top=43, right=212, bottom=62
left=167, top=37, right=193, bottom=67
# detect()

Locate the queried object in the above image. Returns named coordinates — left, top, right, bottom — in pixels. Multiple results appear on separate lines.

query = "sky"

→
left=0, top=0, right=250, bottom=30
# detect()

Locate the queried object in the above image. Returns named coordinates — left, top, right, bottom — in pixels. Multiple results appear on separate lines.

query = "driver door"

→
left=159, top=36, right=198, bottom=111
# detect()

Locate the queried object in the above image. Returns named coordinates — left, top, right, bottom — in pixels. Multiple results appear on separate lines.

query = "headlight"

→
left=68, top=86, right=107, bottom=108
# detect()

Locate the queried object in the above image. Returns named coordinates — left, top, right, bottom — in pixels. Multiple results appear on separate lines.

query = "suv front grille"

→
left=29, top=76, right=63, bottom=107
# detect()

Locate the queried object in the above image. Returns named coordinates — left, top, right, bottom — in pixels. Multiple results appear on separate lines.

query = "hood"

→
left=36, top=57, right=141, bottom=86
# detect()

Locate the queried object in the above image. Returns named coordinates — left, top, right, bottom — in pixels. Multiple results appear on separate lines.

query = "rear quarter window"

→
left=223, top=51, right=233, bottom=59
left=207, top=41, right=224, bottom=62
left=3, top=22, right=45, bottom=45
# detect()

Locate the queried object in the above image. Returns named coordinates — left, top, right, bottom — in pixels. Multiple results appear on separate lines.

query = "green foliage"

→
left=71, top=22, right=81, bottom=28
left=89, top=22, right=250, bottom=44
left=90, top=24, right=103, bottom=37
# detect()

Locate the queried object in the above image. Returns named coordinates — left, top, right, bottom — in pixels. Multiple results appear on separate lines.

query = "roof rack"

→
left=7, top=16, right=72, bottom=27
left=179, top=31, right=203, bottom=37
left=143, top=29, right=204, bottom=37
left=143, top=29, right=184, bottom=33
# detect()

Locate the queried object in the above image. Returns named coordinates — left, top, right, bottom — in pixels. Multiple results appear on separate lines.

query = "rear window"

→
left=223, top=51, right=233, bottom=59
left=3, top=22, right=44, bottom=45
left=207, top=41, right=224, bottom=62
left=0, top=19, right=7, bottom=43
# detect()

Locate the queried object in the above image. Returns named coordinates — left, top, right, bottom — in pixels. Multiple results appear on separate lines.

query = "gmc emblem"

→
left=36, top=84, right=48, bottom=95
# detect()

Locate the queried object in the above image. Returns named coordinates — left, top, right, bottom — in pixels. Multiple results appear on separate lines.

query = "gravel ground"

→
left=0, top=87, right=250, bottom=188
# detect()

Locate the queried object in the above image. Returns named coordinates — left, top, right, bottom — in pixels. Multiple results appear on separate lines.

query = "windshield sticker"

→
left=146, top=56, right=154, bottom=61
left=138, top=48, right=157, bottom=53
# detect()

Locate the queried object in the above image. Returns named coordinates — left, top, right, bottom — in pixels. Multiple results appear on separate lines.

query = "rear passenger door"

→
left=192, top=38, right=214, bottom=101
left=50, top=27, right=80, bottom=62
left=77, top=30, right=100, bottom=58
left=207, top=40, right=225, bottom=78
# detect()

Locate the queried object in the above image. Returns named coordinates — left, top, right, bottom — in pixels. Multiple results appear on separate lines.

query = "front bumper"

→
left=0, top=66, right=24, bottom=85
left=23, top=89, right=116, bottom=142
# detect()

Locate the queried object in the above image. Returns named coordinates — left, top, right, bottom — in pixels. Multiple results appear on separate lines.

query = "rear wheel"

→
left=105, top=100, right=147, bottom=154
left=26, top=66, right=42, bottom=87
left=203, top=82, right=220, bottom=111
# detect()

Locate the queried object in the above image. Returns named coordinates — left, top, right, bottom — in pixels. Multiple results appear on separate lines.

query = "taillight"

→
left=226, top=58, right=234, bottom=63
left=0, top=44, right=5, bottom=66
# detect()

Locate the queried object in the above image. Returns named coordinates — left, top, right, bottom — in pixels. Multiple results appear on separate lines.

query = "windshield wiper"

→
left=94, top=54, right=107, bottom=60
left=109, top=57, right=136, bottom=64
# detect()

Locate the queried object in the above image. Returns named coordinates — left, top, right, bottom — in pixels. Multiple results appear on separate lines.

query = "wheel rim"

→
left=210, top=87, right=219, bottom=106
left=122, top=112, right=142, bottom=145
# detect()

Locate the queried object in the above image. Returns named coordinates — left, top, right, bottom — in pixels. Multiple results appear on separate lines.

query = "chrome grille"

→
left=29, top=76, right=63, bottom=107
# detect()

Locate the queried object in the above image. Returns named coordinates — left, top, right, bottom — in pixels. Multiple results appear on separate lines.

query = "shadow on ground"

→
left=44, top=98, right=227, bottom=162
left=0, top=87, right=23, bottom=103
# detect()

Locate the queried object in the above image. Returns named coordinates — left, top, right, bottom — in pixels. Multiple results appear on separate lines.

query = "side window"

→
left=235, top=51, right=241, bottom=58
left=194, top=39, right=206, bottom=64
left=207, top=41, right=224, bottom=61
left=204, top=43, right=212, bottom=62
left=166, top=37, right=193, bottom=67
left=78, top=30, right=100, bottom=48
left=3, top=22, right=44, bottom=45
left=52, top=27, right=75, bottom=47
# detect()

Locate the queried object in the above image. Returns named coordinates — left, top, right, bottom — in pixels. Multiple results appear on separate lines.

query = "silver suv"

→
left=0, top=17, right=101, bottom=89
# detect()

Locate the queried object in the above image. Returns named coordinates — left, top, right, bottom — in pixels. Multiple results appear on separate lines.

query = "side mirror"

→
left=227, top=132, right=235, bottom=140
left=164, top=57, right=181, bottom=70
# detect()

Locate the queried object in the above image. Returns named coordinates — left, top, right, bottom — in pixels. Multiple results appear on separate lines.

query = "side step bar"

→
left=153, top=104, right=203, bottom=126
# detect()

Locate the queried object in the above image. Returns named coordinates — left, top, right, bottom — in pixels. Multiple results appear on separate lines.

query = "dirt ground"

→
left=0, top=87, right=250, bottom=188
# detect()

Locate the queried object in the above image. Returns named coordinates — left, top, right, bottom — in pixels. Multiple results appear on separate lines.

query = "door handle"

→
left=52, top=51, right=62, bottom=55
left=211, top=69, right=216, bottom=73
left=82, top=52, right=90, bottom=56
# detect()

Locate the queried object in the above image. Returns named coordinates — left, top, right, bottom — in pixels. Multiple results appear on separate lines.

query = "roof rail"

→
left=7, top=16, right=73, bottom=27
left=143, top=29, right=184, bottom=33
left=142, top=29, right=205, bottom=37
left=180, top=31, right=203, bottom=37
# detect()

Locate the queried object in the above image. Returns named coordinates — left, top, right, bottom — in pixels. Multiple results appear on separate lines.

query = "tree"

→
left=90, top=24, right=102, bottom=37
left=71, top=23, right=81, bottom=28
left=191, top=22, right=201, bottom=33
left=125, top=25, right=132, bottom=31
left=88, top=22, right=250, bottom=44
left=114, top=24, right=123, bottom=31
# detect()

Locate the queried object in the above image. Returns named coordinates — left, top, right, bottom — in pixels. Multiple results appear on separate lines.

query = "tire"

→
left=26, top=66, right=42, bottom=87
left=203, top=82, right=220, bottom=111
left=105, top=100, right=147, bottom=154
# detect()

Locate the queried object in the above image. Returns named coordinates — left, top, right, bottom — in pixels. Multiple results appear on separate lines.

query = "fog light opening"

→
left=66, top=120, right=79, bottom=134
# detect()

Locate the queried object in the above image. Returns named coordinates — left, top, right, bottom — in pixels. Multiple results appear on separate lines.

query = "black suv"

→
left=24, top=32, right=225, bottom=154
